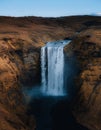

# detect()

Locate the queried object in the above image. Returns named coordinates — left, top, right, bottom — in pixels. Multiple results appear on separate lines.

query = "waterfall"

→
left=41, top=40, right=70, bottom=96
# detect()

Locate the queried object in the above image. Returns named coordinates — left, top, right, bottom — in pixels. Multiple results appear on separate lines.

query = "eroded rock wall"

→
left=0, top=38, right=39, bottom=130
left=71, top=30, right=101, bottom=130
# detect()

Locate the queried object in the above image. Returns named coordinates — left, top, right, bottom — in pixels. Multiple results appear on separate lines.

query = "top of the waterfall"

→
left=46, top=40, right=71, bottom=47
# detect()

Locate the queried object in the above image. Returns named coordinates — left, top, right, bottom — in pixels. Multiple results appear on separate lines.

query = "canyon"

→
left=0, top=15, right=101, bottom=130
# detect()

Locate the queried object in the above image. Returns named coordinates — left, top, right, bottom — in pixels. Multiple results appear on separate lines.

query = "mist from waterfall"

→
left=41, top=40, right=70, bottom=96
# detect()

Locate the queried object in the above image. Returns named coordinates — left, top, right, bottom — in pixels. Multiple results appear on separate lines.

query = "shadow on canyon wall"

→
left=51, top=99, right=89, bottom=130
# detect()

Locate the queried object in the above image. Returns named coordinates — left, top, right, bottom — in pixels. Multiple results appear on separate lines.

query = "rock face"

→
left=63, top=25, right=101, bottom=129
left=0, top=38, right=38, bottom=130
left=0, top=16, right=101, bottom=130
left=70, top=29, right=101, bottom=130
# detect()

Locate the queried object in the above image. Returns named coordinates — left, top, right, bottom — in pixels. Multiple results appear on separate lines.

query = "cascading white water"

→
left=41, top=40, right=70, bottom=96
left=41, top=47, right=47, bottom=91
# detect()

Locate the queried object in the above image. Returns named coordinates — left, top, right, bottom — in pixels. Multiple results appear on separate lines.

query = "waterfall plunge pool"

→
left=25, top=40, right=88, bottom=130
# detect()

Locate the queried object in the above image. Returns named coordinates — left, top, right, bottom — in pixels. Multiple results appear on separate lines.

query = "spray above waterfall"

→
left=41, top=40, right=70, bottom=96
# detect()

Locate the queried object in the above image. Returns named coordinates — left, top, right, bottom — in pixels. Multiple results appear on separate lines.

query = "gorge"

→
left=0, top=16, right=101, bottom=130
left=27, top=40, right=88, bottom=130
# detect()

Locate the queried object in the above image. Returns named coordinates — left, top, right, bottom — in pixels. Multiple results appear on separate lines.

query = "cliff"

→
left=63, top=23, right=101, bottom=130
left=71, top=28, right=101, bottom=130
left=0, top=15, right=101, bottom=130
